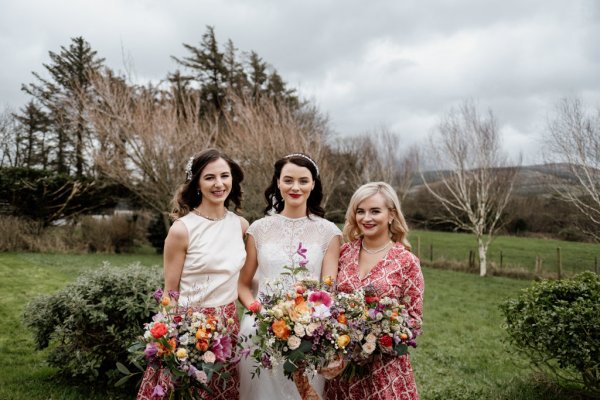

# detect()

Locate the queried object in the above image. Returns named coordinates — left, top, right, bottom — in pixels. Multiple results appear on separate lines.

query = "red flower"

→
left=150, top=322, right=168, bottom=339
left=365, top=296, right=379, bottom=304
left=248, top=300, right=262, bottom=313
left=173, top=315, right=183, bottom=324
left=379, top=335, right=393, bottom=347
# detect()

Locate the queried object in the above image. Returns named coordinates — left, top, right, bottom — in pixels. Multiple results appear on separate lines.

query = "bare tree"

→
left=85, top=72, right=218, bottom=232
left=338, top=128, right=418, bottom=201
left=218, top=93, right=336, bottom=220
left=420, top=101, right=519, bottom=276
left=545, top=98, right=600, bottom=241
left=0, top=106, right=20, bottom=167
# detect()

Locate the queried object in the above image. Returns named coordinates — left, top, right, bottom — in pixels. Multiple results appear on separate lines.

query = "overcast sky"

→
left=1, top=0, right=599, bottom=164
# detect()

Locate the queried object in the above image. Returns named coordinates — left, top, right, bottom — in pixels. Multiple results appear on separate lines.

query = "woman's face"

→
left=355, top=193, right=393, bottom=240
left=197, top=158, right=232, bottom=206
left=277, top=162, right=314, bottom=209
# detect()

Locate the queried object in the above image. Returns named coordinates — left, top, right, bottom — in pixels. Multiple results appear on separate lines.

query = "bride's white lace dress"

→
left=238, top=213, right=341, bottom=400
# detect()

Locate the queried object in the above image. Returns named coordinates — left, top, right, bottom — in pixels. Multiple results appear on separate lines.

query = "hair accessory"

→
left=284, top=153, right=319, bottom=176
left=185, top=156, right=194, bottom=181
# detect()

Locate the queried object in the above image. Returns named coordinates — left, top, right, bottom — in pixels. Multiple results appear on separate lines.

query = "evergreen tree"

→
left=22, top=36, right=105, bottom=176
left=247, top=51, right=268, bottom=99
left=173, top=26, right=228, bottom=115
left=13, top=101, right=50, bottom=169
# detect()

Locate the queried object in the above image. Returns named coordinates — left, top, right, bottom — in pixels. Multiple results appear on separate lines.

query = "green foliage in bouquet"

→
left=500, top=271, right=600, bottom=396
left=23, top=264, right=162, bottom=389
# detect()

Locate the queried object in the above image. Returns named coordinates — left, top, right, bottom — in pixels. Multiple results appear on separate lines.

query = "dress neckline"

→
left=274, top=213, right=309, bottom=221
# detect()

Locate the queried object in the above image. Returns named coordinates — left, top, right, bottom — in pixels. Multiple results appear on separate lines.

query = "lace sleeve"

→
left=319, top=219, right=342, bottom=253
left=246, top=219, right=264, bottom=250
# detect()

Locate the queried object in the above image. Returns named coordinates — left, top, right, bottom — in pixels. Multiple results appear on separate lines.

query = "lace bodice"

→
left=247, top=214, right=341, bottom=288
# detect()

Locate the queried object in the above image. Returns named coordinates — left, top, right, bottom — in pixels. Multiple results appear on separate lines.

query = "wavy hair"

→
left=342, top=182, right=411, bottom=250
left=263, top=153, right=325, bottom=218
left=170, top=148, right=244, bottom=220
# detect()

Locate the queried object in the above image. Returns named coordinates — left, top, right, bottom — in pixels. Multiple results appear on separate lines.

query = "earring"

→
left=197, top=191, right=200, bottom=197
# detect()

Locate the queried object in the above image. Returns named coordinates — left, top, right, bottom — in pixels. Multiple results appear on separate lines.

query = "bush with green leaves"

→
left=500, top=271, right=600, bottom=395
left=23, top=264, right=162, bottom=388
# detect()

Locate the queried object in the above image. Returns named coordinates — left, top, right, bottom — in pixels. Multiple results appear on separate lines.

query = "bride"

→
left=237, top=153, right=341, bottom=400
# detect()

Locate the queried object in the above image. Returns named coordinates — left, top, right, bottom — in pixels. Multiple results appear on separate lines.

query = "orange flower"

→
left=158, top=338, right=176, bottom=355
left=196, top=339, right=209, bottom=352
left=337, top=314, right=347, bottom=325
left=400, top=333, right=409, bottom=341
left=272, top=319, right=291, bottom=340
left=295, top=295, right=305, bottom=306
left=205, top=316, right=217, bottom=331
left=390, top=311, right=398, bottom=321
left=160, top=296, right=170, bottom=306
left=196, top=328, right=209, bottom=340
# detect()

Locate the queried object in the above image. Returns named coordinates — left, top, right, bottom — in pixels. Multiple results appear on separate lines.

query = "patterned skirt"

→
left=324, top=354, right=419, bottom=400
left=136, top=301, right=240, bottom=400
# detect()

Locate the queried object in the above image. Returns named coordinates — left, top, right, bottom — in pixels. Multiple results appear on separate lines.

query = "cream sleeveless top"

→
left=177, top=211, right=246, bottom=308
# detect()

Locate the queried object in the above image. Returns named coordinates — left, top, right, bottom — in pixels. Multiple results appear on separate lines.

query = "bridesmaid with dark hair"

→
left=137, top=148, right=248, bottom=400
left=238, top=153, right=342, bottom=400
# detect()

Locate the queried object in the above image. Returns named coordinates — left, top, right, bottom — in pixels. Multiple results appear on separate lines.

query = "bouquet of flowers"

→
left=130, top=289, right=239, bottom=399
left=342, top=284, right=421, bottom=378
left=247, top=243, right=346, bottom=389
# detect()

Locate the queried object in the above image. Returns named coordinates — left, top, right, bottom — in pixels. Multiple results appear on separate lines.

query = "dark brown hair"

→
left=170, top=148, right=244, bottom=219
left=263, top=153, right=324, bottom=218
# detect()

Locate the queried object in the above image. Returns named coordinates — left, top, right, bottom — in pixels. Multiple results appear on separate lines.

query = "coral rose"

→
left=150, top=322, right=168, bottom=339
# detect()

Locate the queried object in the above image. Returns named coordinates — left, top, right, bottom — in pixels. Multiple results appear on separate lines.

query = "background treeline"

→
left=0, top=28, right=598, bottom=257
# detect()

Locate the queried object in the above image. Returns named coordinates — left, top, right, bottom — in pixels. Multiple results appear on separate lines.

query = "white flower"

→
left=202, top=351, right=216, bottom=364
left=287, top=335, right=302, bottom=350
left=376, top=312, right=383, bottom=320
left=144, top=331, right=152, bottom=340
left=294, top=324, right=306, bottom=337
left=362, top=342, right=376, bottom=354
left=312, top=304, right=331, bottom=319
left=365, top=333, right=377, bottom=343
left=179, top=333, right=190, bottom=346
left=195, top=370, right=208, bottom=384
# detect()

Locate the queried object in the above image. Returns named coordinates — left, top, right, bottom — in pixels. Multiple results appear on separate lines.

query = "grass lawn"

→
left=0, top=250, right=590, bottom=399
left=410, top=229, right=600, bottom=275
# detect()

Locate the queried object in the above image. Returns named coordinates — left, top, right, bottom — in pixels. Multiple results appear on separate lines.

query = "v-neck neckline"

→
left=356, top=240, right=393, bottom=281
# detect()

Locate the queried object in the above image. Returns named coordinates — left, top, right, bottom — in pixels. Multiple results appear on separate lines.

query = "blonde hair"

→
left=342, top=182, right=411, bottom=250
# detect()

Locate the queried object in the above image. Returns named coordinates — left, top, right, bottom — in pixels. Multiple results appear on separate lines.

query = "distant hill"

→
left=411, top=163, right=582, bottom=197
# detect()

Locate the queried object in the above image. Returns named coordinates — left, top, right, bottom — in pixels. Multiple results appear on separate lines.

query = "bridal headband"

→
left=284, top=153, right=319, bottom=176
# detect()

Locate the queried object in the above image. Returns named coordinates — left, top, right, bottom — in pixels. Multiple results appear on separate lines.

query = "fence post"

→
left=430, top=243, right=433, bottom=262
left=468, top=250, right=474, bottom=270
left=557, top=247, right=562, bottom=280
left=535, top=255, right=542, bottom=277
left=416, top=236, right=421, bottom=259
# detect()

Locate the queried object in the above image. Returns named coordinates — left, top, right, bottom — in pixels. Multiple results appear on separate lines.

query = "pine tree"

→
left=22, top=36, right=105, bottom=176
left=173, top=26, right=228, bottom=116
left=13, top=101, right=50, bottom=168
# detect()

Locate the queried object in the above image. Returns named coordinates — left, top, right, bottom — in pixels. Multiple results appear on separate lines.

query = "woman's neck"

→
left=362, top=234, right=391, bottom=249
left=280, top=205, right=307, bottom=219
left=194, top=202, right=226, bottom=219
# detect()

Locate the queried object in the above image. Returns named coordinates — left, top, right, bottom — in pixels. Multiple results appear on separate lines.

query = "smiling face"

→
left=277, top=162, right=315, bottom=210
left=197, top=158, right=232, bottom=206
left=355, top=193, right=394, bottom=240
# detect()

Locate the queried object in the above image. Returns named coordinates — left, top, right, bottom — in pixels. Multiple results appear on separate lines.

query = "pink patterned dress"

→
left=324, top=239, right=424, bottom=400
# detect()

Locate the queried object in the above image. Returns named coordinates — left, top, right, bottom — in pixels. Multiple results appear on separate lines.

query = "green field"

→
left=0, top=243, right=592, bottom=399
left=410, top=229, right=599, bottom=276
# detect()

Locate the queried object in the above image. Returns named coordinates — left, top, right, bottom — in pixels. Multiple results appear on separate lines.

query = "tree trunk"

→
left=477, top=236, right=488, bottom=277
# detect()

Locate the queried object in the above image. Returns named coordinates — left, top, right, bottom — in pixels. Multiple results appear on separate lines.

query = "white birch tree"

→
left=421, top=101, right=519, bottom=276
left=545, top=98, right=600, bottom=242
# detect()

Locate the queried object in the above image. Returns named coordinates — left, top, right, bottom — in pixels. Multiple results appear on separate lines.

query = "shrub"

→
left=500, top=272, right=600, bottom=395
left=23, top=264, right=162, bottom=388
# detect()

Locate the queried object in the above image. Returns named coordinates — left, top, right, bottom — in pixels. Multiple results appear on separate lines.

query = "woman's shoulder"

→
left=340, top=239, right=360, bottom=256
left=389, top=243, right=420, bottom=268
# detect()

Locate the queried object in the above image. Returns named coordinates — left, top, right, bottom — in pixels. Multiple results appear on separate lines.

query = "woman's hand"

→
left=318, top=354, right=347, bottom=380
